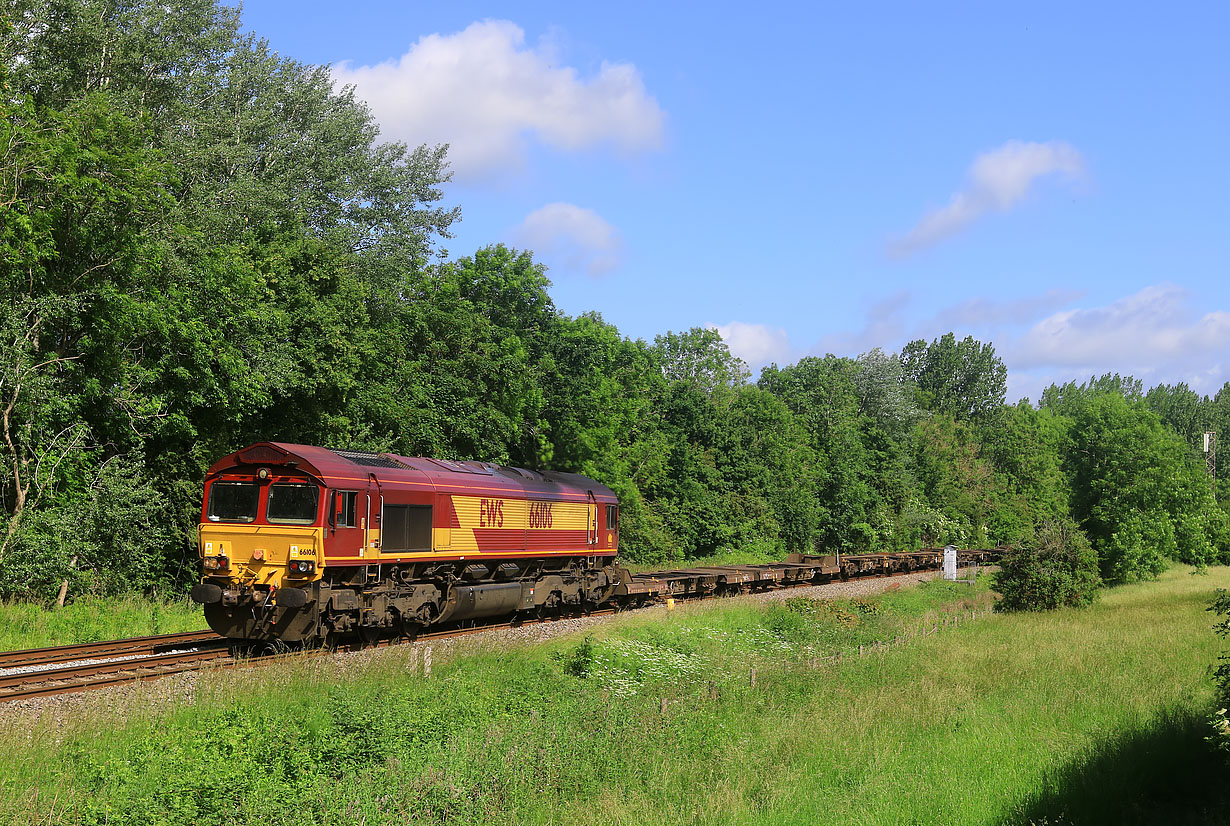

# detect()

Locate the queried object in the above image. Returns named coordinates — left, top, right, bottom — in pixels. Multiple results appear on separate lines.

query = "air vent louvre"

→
left=238, top=444, right=286, bottom=464
left=332, top=450, right=410, bottom=470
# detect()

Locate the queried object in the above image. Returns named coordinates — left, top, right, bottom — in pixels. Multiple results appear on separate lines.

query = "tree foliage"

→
left=0, top=0, right=1224, bottom=607
left=901, top=332, right=1007, bottom=419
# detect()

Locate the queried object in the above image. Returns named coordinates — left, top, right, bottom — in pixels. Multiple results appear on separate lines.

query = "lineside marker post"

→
left=424, top=646, right=432, bottom=677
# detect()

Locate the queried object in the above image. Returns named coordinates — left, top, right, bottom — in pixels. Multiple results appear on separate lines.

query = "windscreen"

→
left=207, top=481, right=259, bottom=522
left=267, top=483, right=320, bottom=524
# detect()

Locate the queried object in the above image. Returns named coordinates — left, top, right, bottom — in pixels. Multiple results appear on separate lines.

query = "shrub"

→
left=993, top=518, right=1102, bottom=612
left=1208, top=590, right=1230, bottom=755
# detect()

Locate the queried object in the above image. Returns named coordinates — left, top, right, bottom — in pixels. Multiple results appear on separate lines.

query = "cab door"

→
left=586, top=490, right=598, bottom=548
left=326, top=487, right=366, bottom=558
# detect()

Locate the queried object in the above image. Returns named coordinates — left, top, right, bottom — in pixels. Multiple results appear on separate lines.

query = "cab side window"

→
left=606, top=504, right=618, bottom=531
left=336, top=491, right=358, bottom=527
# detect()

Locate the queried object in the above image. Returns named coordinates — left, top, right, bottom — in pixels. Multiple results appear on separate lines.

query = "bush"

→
left=1208, top=590, right=1230, bottom=755
left=994, top=518, right=1102, bottom=612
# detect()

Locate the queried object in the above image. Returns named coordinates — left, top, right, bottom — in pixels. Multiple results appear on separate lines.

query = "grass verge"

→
left=0, top=569, right=1226, bottom=825
left=0, top=595, right=207, bottom=650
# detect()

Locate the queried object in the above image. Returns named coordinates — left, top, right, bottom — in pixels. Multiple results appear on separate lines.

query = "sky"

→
left=238, top=1, right=1229, bottom=402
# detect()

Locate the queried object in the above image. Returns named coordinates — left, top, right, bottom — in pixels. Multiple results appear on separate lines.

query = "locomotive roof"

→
left=206, top=442, right=617, bottom=502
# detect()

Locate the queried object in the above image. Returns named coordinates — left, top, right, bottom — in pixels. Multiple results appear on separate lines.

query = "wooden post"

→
left=55, top=556, right=77, bottom=608
left=750, top=669, right=757, bottom=688
left=859, top=644, right=864, bottom=657
left=424, top=645, right=433, bottom=676
left=660, top=697, right=668, bottom=714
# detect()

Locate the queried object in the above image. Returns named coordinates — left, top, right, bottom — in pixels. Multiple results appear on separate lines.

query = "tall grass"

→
left=0, top=595, right=206, bottom=650
left=0, top=568, right=1225, bottom=825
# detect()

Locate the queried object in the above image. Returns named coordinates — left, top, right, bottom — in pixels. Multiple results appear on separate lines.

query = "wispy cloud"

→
left=800, top=284, right=1229, bottom=401
left=709, top=322, right=793, bottom=368
left=923, top=288, right=1084, bottom=334
left=813, top=290, right=911, bottom=356
left=889, top=140, right=1085, bottom=256
left=332, top=20, right=665, bottom=181
left=513, top=203, right=625, bottom=276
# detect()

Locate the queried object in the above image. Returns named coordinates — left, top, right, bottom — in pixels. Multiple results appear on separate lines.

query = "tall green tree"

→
left=759, top=357, right=877, bottom=551
left=901, top=332, right=1007, bottom=419
left=1065, top=393, right=1219, bottom=580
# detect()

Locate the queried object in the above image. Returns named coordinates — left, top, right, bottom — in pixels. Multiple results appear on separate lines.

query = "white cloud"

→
left=1011, top=284, right=1230, bottom=384
left=709, top=322, right=793, bottom=368
left=890, top=140, right=1085, bottom=256
left=332, top=20, right=665, bottom=180
left=513, top=203, right=625, bottom=276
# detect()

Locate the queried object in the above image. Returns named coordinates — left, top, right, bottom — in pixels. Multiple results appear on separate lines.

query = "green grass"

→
left=0, top=569, right=1226, bottom=825
left=0, top=595, right=207, bottom=650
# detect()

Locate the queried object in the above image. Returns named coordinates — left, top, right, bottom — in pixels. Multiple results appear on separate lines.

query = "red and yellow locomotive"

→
left=190, top=443, right=621, bottom=645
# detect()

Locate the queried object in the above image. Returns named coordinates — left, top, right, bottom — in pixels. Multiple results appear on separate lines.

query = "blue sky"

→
left=239, top=1, right=1229, bottom=402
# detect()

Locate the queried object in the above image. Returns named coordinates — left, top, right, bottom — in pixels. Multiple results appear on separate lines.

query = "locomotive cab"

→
left=191, top=444, right=331, bottom=641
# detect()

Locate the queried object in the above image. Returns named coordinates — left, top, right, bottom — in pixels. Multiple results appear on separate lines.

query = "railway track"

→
left=0, top=609, right=621, bottom=704
left=0, top=553, right=995, bottom=704
left=0, top=629, right=223, bottom=670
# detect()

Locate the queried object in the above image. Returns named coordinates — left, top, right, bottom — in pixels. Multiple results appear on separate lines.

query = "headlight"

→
left=202, top=555, right=229, bottom=571
left=287, top=560, right=315, bottom=575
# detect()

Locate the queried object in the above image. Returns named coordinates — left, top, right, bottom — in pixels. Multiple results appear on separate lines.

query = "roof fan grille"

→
left=332, top=450, right=410, bottom=469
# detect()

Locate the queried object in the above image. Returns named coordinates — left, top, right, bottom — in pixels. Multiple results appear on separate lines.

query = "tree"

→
left=0, top=0, right=459, bottom=599
left=977, top=401, right=1072, bottom=546
left=1039, top=373, right=1144, bottom=415
left=1065, top=393, right=1218, bottom=580
left=759, top=356, right=877, bottom=551
left=0, top=91, right=173, bottom=565
left=652, top=328, right=749, bottom=392
left=911, top=414, right=999, bottom=546
left=1145, top=382, right=1208, bottom=452
left=853, top=347, right=919, bottom=441
left=900, top=333, right=1006, bottom=419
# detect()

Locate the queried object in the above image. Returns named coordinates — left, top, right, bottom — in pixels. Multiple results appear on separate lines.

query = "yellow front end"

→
left=199, top=523, right=324, bottom=590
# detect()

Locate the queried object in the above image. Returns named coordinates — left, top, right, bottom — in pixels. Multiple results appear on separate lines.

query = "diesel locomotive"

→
left=190, top=442, right=622, bottom=645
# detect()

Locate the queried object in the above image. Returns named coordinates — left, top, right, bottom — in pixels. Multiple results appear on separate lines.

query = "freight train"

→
left=191, top=442, right=997, bottom=646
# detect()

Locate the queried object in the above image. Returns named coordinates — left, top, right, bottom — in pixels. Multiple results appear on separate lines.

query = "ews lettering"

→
left=479, top=498, right=504, bottom=528
left=529, top=501, right=554, bottom=529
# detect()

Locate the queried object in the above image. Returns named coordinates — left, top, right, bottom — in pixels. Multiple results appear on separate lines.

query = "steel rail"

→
left=0, top=630, right=222, bottom=670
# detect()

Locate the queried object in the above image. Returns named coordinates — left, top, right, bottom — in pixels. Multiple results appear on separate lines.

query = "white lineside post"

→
left=943, top=545, right=958, bottom=581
